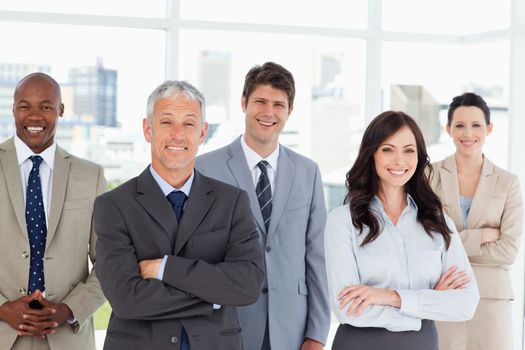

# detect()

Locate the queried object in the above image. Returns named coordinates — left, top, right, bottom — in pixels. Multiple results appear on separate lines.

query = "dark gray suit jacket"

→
left=94, top=168, right=264, bottom=350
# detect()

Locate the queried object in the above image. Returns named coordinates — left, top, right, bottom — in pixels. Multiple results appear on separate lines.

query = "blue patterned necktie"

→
left=166, top=190, right=189, bottom=350
left=26, top=155, right=47, bottom=293
left=256, top=161, right=272, bottom=232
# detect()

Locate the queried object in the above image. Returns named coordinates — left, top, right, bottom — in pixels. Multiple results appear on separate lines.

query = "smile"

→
left=460, top=140, right=477, bottom=146
left=256, top=118, right=277, bottom=127
left=388, top=169, right=408, bottom=176
left=166, top=146, right=187, bottom=151
left=26, top=126, right=44, bottom=134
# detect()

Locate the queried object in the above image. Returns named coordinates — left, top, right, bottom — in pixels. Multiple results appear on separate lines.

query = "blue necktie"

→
left=256, top=161, right=272, bottom=232
left=26, top=155, right=47, bottom=293
left=166, top=190, right=189, bottom=350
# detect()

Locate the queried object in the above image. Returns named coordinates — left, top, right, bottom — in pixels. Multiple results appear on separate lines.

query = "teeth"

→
left=258, top=120, right=275, bottom=127
left=26, top=126, right=43, bottom=133
left=166, top=146, right=186, bottom=151
left=389, top=170, right=406, bottom=176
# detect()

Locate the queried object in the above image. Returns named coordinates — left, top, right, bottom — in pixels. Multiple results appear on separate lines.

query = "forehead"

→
left=153, top=95, right=202, bottom=116
left=249, top=84, right=288, bottom=103
left=14, top=77, right=60, bottom=103
left=382, top=126, right=416, bottom=145
left=452, top=106, right=486, bottom=122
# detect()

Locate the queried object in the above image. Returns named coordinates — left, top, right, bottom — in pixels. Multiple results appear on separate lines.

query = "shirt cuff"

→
left=157, top=255, right=168, bottom=280
left=213, top=304, right=221, bottom=310
left=396, top=289, right=418, bottom=316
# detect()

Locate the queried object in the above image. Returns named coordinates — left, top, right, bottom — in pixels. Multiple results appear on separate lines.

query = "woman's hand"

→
left=434, top=266, right=470, bottom=291
left=337, top=285, right=401, bottom=317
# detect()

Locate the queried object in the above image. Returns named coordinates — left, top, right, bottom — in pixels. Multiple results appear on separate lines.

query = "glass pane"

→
left=381, top=40, right=509, bottom=166
left=180, top=0, right=367, bottom=29
left=0, top=0, right=166, bottom=18
left=0, top=23, right=166, bottom=185
left=383, top=0, right=510, bottom=35
left=179, top=29, right=366, bottom=210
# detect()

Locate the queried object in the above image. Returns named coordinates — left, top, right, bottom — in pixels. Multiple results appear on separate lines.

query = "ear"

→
left=486, top=122, right=493, bottom=135
left=59, top=103, right=65, bottom=117
left=199, top=122, right=209, bottom=145
left=446, top=124, right=451, bottom=137
left=241, top=96, right=247, bottom=113
left=143, top=118, right=152, bottom=143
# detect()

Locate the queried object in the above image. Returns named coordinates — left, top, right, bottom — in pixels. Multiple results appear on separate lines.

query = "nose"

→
left=394, top=151, right=407, bottom=165
left=168, top=123, right=185, bottom=139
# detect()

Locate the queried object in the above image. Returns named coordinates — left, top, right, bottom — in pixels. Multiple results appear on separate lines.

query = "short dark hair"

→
left=242, top=62, right=295, bottom=109
left=345, top=111, right=452, bottom=249
left=447, top=92, right=490, bottom=126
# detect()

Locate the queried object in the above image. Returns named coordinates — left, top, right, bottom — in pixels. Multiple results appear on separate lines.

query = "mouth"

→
left=25, top=126, right=45, bottom=134
left=256, top=118, right=277, bottom=127
left=165, top=145, right=187, bottom=152
left=388, top=169, right=408, bottom=177
left=460, top=140, right=477, bottom=147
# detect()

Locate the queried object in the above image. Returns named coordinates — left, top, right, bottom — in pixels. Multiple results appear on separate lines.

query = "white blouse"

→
left=324, top=196, right=479, bottom=332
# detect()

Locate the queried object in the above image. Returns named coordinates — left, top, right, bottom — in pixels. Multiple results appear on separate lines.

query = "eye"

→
left=472, top=123, right=481, bottom=128
left=454, top=124, right=464, bottom=128
left=42, top=105, right=53, bottom=111
left=381, top=147, right=392, bottom=153
left=274, top=103, right=285, bottom=109
left=405, top=148, right=416, bottom=153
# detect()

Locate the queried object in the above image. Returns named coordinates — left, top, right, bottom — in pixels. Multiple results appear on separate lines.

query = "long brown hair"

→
left=344, top=111, right=452, bottom=248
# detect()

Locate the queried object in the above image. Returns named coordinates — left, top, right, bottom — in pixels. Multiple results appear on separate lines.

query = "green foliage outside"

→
left=94, top=302, right=112, bottom=330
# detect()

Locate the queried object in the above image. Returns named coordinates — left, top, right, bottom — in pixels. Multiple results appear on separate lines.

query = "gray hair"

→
left=146, top=80, right=206, bottom=122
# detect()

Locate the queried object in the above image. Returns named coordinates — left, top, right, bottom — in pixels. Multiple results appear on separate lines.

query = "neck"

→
left=454, top=152, right=483, bottom=174
left=377, top=184, right=407, bottom=212
left=243, top=134, right=278, bottom=158
left=152, top=163, right=192, bottom=189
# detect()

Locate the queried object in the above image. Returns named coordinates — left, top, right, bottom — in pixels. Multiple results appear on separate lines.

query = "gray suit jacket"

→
left=0, top=137, right=107, bottom=350
left=94, top=168, right=264, bottom=350
left=196, top=137, right=330, bottom=350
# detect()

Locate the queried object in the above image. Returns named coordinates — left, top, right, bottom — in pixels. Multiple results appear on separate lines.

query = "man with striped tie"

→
left=196, top=62, right=330, bottom=350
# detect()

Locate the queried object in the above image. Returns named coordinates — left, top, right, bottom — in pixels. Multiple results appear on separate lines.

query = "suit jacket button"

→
left=19, top=288, right=27, bottom=295
left=262, top=287, right=268, bottom=294
left=22, top=251, right=29, bottom=259
left=171, top=336, right=179, bottom=343
left=265, top=246, right=271, bottom=253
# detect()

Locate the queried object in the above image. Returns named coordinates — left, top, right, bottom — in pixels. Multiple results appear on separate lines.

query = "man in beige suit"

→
left=0, top=73, right=106, bottom=349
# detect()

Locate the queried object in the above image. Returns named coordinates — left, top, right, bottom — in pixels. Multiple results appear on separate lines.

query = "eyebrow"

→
left=380, top=143, right=416, bottom=148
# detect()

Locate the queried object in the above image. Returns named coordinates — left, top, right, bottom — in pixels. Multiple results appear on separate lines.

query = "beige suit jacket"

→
left=430, top=154, right=523, bottom=299
left=0, top=137, right=107, bottom=350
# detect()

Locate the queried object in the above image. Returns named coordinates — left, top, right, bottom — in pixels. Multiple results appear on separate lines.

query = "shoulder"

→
left=326, top=205, right=352, bottom=226
left=197, top=171, right=244, bottom=196
left=281, top=145, right=319, bottom=171
left=97, top=176, right=137, bottom=203
left=197, top=144, right=230, bottom=162
left=59, top=147, right=103, bottom=173
left=487, top=158, right=519, bottom=184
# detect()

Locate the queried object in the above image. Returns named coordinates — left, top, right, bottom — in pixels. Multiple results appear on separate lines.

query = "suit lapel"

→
left=226, top=138, right=266, bottom=233
left=268, top=146, right=294, bottom=237
left=439, top=155, right=463, bottom=231
left=136, top=168, right=177, bottom=246
left=468, top=157, right=496, bottom=228
left=46, top=146, right=70, bottom=246
left=0, top=138, right=28, bottom=240
left=174, top=172, right=214, bottom=255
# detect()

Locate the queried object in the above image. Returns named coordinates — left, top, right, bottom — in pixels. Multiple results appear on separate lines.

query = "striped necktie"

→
left=256, top=161, right=272, bottom=232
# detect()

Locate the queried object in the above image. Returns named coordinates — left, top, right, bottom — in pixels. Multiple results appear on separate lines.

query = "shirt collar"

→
left=149, top=165, right=194, bottom=197
left=14, top=134, right=56, bottom=170
left=372, top=193, right=418, bottom=213
left=240, top=134, right=279, bottom=171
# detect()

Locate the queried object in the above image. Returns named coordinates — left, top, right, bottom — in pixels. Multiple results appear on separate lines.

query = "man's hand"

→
left=301, top=338, right=324, bottom=350
left=0, top=290, right=56, bottom=338
left=139, top=258, right=162, bottom=279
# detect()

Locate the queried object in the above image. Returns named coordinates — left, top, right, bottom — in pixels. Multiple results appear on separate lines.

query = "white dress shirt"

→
left=240, top=134, right=279, bottom=193
left=324, top=195, right=479, bottom=332
left=14, top=135, right=56, bottom=225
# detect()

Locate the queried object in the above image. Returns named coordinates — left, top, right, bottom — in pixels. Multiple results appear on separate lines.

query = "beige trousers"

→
left=11, top=336, right=51, bottom=350
left=436, top=298, right=513, bottom=350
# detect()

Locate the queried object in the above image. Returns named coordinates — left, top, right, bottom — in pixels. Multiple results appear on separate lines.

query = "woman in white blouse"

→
left=325, top=111, right=479, bottom=350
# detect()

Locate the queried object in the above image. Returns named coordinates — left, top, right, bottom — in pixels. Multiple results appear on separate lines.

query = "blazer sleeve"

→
left=61, top=165, right=107, bottom=331
left=463, top=175, right=523, bottom=265
left=94, top=193, right=214, bottom=321
left=161, top=189, right=265, bottom=306
left=303, top=165, right=331, bottom=344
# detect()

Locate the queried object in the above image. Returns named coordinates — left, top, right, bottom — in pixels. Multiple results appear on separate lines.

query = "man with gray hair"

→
left=94, top=80, right=264, bottom=350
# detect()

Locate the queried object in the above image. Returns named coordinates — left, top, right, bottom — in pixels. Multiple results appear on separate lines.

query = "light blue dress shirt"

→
left=459, top=196, right=472, bottom=229
left=324, top=195, right=479, bottom=332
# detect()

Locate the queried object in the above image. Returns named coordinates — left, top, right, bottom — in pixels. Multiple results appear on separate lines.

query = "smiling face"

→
left=242, top=84, right=291, bottom=157
left=143, top=95, right=208, bottom=187
left=447, top=105, right=492, bottom=158
left=373, top=126, right=418, bottom=193
left=13, top=74, right=64, bottom=154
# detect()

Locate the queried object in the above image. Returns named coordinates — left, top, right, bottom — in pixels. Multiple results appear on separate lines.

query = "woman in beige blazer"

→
left=430, top=92, right=523, bottom=350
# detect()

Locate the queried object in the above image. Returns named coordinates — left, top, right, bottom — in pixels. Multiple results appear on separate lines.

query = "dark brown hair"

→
left=447, top=92, right=490, bottom=126
left=344, top=111, right=452, bottom=248
left=242, top=62, right=295, bottom=109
